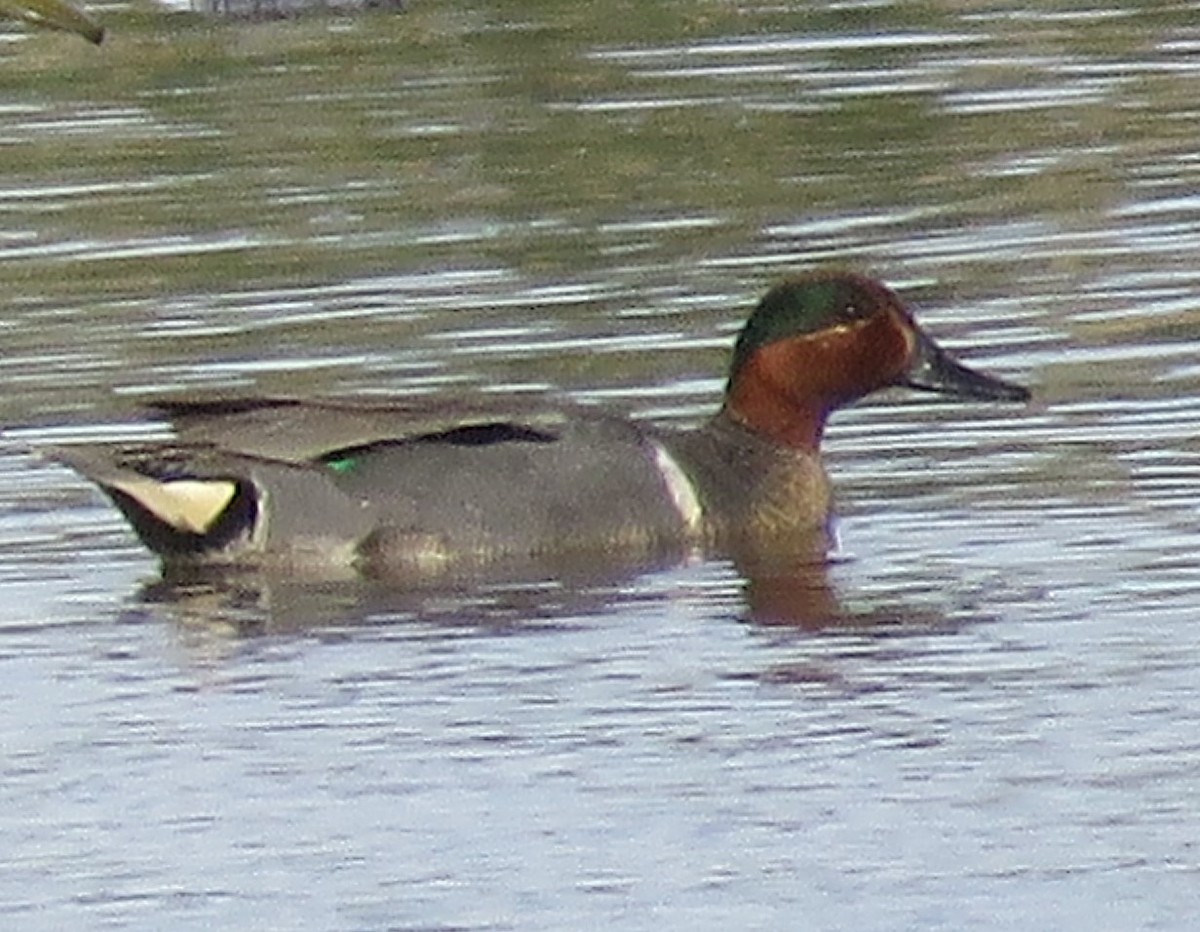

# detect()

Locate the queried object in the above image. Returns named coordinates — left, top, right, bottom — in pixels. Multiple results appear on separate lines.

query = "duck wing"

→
left=147, top=394, right=590, bottom=463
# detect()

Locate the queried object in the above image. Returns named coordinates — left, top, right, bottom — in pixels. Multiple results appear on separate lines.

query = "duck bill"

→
left=4, top=0, right=104, bottom=44
left=903, top=330, right=1030, bottom=403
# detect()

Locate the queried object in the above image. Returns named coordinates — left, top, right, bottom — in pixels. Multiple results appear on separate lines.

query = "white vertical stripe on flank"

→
left=648, top=441, right=704, bottom=535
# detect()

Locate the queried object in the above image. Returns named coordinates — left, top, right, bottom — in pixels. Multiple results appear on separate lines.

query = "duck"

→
left=0, top=0, right=104, bottom=44
left=49, top=271, right=1030, bottom=576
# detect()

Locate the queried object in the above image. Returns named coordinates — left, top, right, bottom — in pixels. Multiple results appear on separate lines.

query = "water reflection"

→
left=734, top=549, right=947, bottom=632
left=138, top=556, right=683, bottom=636
left=129, top=530, right=955, bottom=639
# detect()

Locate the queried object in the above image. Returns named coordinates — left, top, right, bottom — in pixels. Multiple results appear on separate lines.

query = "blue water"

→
left=4, top=2, right=1200, bottom=929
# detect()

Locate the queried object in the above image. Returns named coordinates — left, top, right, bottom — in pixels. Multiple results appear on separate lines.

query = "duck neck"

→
left=721, top=332, right=852, bottom=452
left=719, top=381, right=827, bottom=452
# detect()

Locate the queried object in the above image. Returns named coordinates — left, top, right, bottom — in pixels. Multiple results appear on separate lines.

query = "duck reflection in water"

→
left=135, top=514, right=962, bottom=636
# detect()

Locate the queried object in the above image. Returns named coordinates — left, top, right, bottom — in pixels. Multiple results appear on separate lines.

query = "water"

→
left=3, top=1, right=1200, bottom=928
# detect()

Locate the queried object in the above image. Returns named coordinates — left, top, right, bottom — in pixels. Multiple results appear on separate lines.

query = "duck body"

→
left=49, top=272, right=1029, bottom=575
left=51, top=399, right=829, bottom=573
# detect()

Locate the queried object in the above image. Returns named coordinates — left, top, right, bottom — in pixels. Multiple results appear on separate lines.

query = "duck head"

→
left=722, top=272, right=1030, bottom=450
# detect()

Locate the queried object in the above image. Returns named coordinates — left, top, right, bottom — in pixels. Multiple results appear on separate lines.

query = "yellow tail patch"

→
left=108, top=477, right=237, bottom=535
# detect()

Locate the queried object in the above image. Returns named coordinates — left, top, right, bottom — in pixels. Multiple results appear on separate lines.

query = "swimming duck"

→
left=0, top=0, right=104, bottom=44
left=50, top=271, right=1030, bottom=574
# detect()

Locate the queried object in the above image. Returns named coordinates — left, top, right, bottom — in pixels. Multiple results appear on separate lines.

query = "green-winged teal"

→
left=50, top=271, right=1030, bottom=574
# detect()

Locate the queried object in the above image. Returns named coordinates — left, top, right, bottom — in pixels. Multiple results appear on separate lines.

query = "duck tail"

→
left=47, top=445, right=259, bottom=560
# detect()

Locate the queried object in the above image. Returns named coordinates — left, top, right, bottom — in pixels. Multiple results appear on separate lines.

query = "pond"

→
left=2, top=1, right=1200, bottom=928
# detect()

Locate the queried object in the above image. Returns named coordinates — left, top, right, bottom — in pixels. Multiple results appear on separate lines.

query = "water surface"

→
left=2, top=2, right=1200, bottom=928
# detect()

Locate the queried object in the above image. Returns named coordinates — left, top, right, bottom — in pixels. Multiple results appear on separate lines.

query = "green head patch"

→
left=729, top=273, right=887, bottom=380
